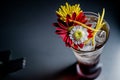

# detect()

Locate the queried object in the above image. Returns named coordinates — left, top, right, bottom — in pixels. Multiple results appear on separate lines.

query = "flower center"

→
left=73, top=30, right=83, bottom=40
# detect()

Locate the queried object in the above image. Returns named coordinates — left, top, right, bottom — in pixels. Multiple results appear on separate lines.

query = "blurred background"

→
left=0, top=0, right=119, bottom=80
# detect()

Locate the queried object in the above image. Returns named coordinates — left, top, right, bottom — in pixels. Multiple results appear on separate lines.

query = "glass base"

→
left=76, top=63, right=102, bottom=80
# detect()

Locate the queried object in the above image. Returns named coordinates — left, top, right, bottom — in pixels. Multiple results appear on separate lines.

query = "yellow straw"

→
left=69, top=19, right=99, bottom=32
left=92, top=8, right=105, bottom=45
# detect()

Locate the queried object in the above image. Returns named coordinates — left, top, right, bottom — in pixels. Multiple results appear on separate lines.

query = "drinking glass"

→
left=72, top=12, right=110, bottom=80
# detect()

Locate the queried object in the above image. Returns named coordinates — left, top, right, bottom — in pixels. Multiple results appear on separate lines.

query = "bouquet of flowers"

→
left=53, top=2, right=106, bottom=51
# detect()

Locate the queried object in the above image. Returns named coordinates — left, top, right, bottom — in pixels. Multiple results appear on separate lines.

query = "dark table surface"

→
left=0, top=0, right=119, bottom=80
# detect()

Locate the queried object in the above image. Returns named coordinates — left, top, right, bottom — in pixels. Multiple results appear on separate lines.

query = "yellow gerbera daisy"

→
left=56, top=2, right=82, bottom=21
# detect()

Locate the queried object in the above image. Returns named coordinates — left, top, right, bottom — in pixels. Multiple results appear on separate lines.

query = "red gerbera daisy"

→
left=53, top=11, right=92, bottom=50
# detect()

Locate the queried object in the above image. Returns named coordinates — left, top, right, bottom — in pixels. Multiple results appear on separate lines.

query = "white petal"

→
left=84, top=36, right=88, bottom=41
left=83, top=28, right=87, bottom=32
left=86, top=32, right=89, bottom=36
left=70, top=36, right=73, bottom=40
left=76, top=26, right=78, bottom=29
left=72, top=39, right=75, bottom=42
left=75, top=41, right=77, bottom=45
left=72, top=28, right=76, bottom=31
left=81, top=38, right=85, bottom=42
left=78, top=40, right=81, bottom=44
left=82, top=31, right=85, bottom=36
left=69, top=33, right=72, bottom=36
left=70, top=31, right=74, bottom=34
left=78, top=41, right=80, bottom=44
left=79, top=26, right=82, bottom=30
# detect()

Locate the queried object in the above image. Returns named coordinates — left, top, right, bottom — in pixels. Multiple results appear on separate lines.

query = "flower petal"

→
left=56, top=28, right=67, bottom=34
left=59, top=33, right=67, bottom=40
left=56, top=31, right=67, bottom=35
left=72, top=12, right=76, bottom=20
left=58, top=22, right=68, bottom=30
left=69, top=39, right=73, bottom=47
left=67, top=37, right=72, bottom=47
left=66, top=14, right=71, bottom=23
left=79, top=43, right=84, bottom=48
left=88, top=33, right=93, bottom=38
left=87, top=24, right=92, bottom=27
left=76, top=12, right=84, bottom=21
left=64, top=36, right=69, bottom=47
left=57, top=19, right=68, bottom=27
left=73, top=44, right=78, bottom=50
left=63, top=34, right=68, bottom=42
left=56, top=27, right=67, bottom=31
left=81, top=19, right=87, bottom=23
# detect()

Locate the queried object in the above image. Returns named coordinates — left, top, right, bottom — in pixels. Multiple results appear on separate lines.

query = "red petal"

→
left=67, top=37, right=70, bottom=45
left=58, top=22, right=68, bottom=30
left=66, top=14, right=71, bottom=26
left=88, top=33, right=93, bottom=38
left=69, top=39, right=73, bottom=47
left=79, top=43, right=84, bottom=48
left=74, top=44, right=78, bottom=50
left=67, top=37, right=72, bottom=47
left=76, top=12, right=84, bottom=21
left=56, top=28, right=67, bottom=36
left=57, top=19, right=68, bottom=27
left=81, top=19, right=87, bottom=23
left=56, top=31, right=67, bottom=35
left=59, top=33, right=67, bottom=40
left=81, top=15, right=86, bottom=20
left=87, top=29, right=93, bottom=33
left=64, top=36, right=69, bottom=47
left=87, top=24, right=92, bottom=27
left=53, top=23, right=66, bottom=30
left=56, top=27, right=67, bottom=32
left=53, top=23, right=58, bottom=27
left=72, top=12, right=76, bottom=20
left=63, top=35, right=68, bottom=42
left=79, top=15, right=86, bottom=23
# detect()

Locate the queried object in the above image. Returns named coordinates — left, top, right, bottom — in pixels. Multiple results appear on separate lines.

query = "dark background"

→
left=0, top=0, right=120, bottom=80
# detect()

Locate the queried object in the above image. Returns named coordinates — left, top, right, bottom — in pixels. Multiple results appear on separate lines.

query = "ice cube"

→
left=91, top=22, right=97, bottom=28
left=79, top=40, right=96, bottom=51
left=86, top=22, right=96, bottom=28
left=95, top=30, right=106, bottom=46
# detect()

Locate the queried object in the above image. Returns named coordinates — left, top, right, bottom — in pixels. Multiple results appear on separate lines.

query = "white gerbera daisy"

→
left=69, top=25, right=88, bottom=45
